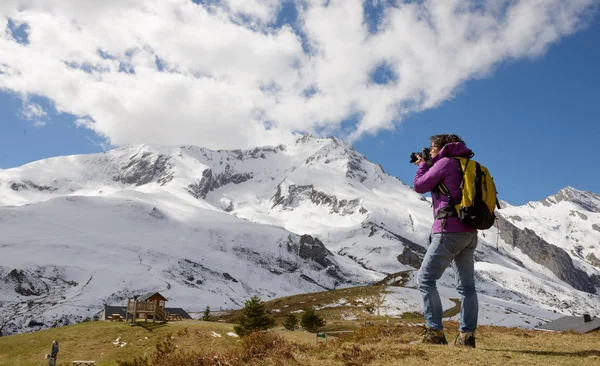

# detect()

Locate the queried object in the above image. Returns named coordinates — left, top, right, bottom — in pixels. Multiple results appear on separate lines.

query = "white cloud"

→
left=0, top=0, right=596, bottom=149
left=20, top=102, right=47, bottom=127
left=21, top=102, right=46, bottom=119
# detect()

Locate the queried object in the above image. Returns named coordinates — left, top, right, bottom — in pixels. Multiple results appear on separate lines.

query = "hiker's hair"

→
left=429, top=134, right=466, bottom=149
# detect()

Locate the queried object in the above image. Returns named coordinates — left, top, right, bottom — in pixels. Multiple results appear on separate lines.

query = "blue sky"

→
left=1, top=1, right=599, bottom=206
left=354, top=15, right=600, bottom=205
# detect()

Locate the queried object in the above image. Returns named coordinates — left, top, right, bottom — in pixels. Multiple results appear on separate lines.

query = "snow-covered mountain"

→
left=1, top=135, right=599, bottom=335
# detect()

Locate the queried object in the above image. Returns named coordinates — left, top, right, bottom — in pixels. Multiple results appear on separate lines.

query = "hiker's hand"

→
left=414, top=155, right=425, bottom=166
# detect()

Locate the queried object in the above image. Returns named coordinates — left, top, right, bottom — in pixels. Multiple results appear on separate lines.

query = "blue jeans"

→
left=417, top=232, right=478, bottom=332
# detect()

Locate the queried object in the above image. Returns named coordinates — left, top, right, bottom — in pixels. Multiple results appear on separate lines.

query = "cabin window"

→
left=159, top=300, right=165, bottom=307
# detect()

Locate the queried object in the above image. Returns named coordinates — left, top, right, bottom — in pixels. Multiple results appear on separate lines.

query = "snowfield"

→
left=1, top=136, right=598, bottom=335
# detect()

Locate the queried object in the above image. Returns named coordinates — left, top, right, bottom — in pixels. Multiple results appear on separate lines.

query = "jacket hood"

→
left=431, top=142, right=474, bottom=164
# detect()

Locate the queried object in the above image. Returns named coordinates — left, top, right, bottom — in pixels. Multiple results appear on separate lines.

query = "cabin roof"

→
left=536, top=315, right=600, bottom=333
left=102, top=305, right=192, bottom=319
left=137, top=292, right=167, bottom=302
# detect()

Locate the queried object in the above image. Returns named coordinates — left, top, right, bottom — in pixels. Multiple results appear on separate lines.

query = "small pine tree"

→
left=202, top=305, right=211, bottom=321
left=283, top=313, right=298, bottom=331
left=300, top=309, right=325, bottom=333
left=233, top=296, right=275, bottom=337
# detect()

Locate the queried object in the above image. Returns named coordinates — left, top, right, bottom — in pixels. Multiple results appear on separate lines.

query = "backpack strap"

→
left=434, top=182, right=457, bottom=218
left=473, top=162, right=482, bottom=203
left=434, top=157, right=467, bottom=216
left=433, top=157, right=469, bottom=231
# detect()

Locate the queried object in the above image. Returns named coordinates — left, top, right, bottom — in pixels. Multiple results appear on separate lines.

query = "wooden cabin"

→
left=101, top=305, right=192, bottom=321
left=138, top=292, right=167, bottom=309
left=124, top=292, right=168, bottom=323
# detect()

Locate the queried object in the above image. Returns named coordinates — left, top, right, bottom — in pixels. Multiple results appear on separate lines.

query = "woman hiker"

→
left=412, top=134, right=478, bottom=348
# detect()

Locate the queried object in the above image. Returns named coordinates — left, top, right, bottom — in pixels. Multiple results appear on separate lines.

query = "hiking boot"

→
left=455, top=331, right=476, bottom=348
left=418, top=327, right=448, bottom=345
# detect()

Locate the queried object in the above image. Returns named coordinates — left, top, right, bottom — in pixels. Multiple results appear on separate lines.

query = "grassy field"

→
left=0, top=320, right=239, bottom=366
left=1, top=319, right=599, bottom=365
left=213, top=284, right=460, bottom=325
left=1, top=284, right=599, bottom=365
left=213, top=284, right=461, bottom=331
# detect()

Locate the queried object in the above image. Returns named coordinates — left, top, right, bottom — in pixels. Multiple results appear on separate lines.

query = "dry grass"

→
left=214, top=284, right=461, bottom=329
left=2, top=282, right=599, bottom=366
left=214, top=285, right=403, bottom=326
left=115, top=321, right=600, bottom=366
left=0, top=320, right=239, bottom=366
left=117, top=331, right=311, bottom=366
left=2, top=318, right=599, bottom=365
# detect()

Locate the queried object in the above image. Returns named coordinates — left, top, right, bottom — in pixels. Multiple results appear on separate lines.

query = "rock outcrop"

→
left=496, top=216, right=596, bottom=294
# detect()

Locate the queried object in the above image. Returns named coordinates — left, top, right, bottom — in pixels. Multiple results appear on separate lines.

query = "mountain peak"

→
left=540, top=186, right=600, bottom=212
left=294, top=134, right=350, bottom=147
left=294, top=133, right=319, bottom=145
left=559, top=186, right=582, bottom=195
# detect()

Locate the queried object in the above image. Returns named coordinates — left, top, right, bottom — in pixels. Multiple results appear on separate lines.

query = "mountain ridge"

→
left=2, top=140, right=595, bottom=209
left=1, top=136, right=599, bottom=336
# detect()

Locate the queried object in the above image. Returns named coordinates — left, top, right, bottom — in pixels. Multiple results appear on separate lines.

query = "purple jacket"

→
left=414, top=142, right=477, bottom=234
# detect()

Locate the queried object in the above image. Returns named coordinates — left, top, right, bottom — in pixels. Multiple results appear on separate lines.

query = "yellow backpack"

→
left=436, top=157, right=500, bottom=230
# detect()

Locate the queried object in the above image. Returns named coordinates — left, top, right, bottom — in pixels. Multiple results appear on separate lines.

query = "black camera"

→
left=409, top=147, right=430, bottom=163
